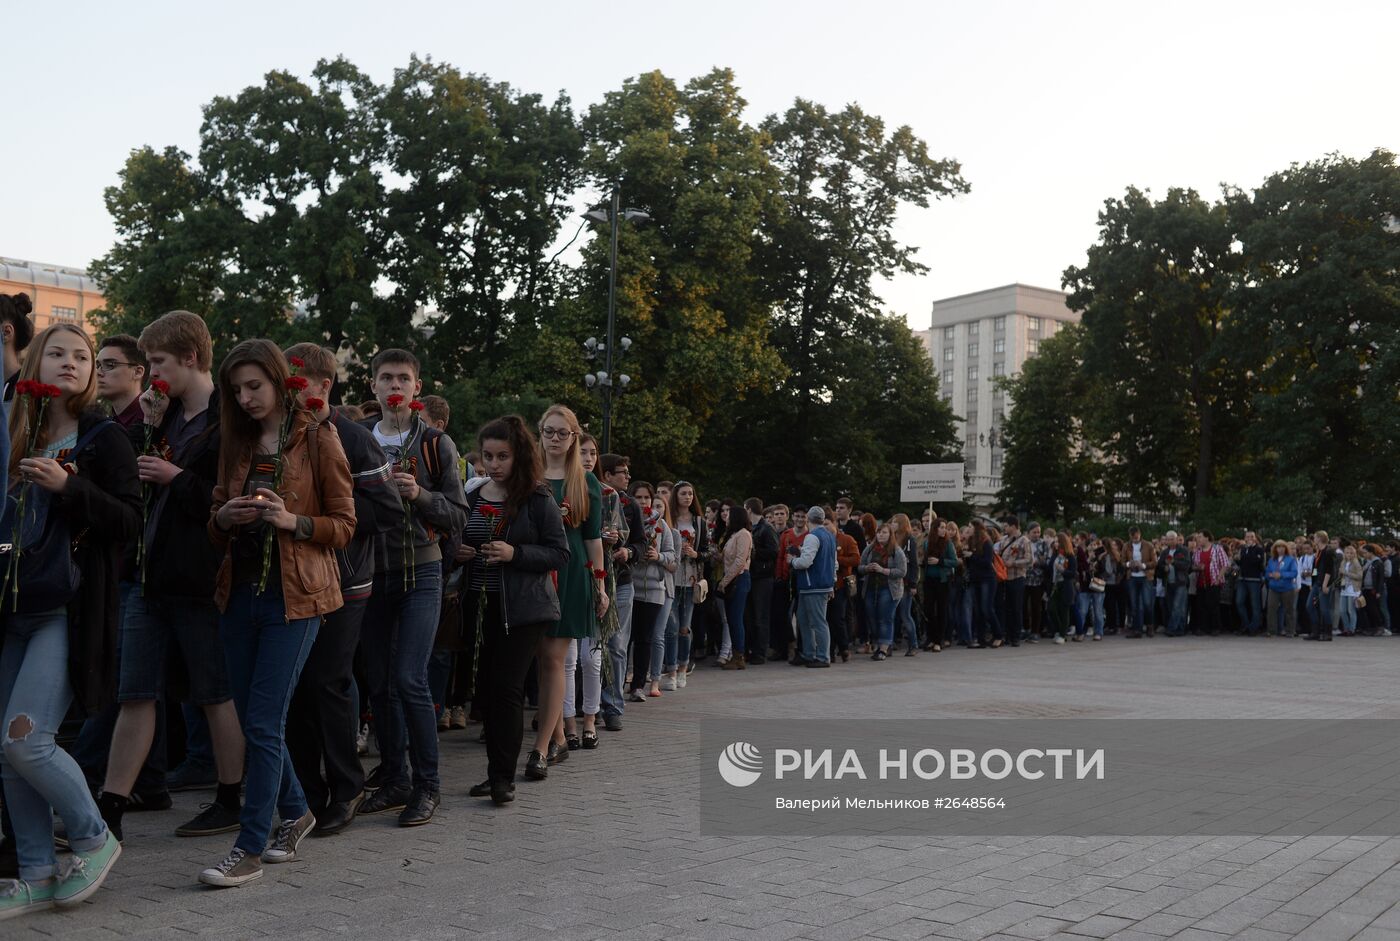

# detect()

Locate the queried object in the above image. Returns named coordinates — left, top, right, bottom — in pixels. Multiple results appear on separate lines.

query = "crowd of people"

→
left=0, top=291, right=1396, bottom=923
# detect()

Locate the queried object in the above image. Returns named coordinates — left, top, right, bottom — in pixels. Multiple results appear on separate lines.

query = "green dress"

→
left=546, top=472, right=602, bottom=639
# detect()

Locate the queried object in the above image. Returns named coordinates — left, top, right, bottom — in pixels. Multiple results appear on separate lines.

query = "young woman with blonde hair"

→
left=528, top=405, right=606, bottom=781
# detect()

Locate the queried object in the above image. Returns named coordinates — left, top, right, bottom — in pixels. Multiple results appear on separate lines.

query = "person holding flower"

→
left=461, top=416, right=569, bottom=804
left=527, top=405, right=605, bottom=781
left=198, top=340, right=355, bottom=889
left=0, top=323, right=138, bottom=920
left=628, top=481, right=677, bottom=699
left=356, top=350, right=466, bottom=825
left=668, top=481, right=707, bottom=684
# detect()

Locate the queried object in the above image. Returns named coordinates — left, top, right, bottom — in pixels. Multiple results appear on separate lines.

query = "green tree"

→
left=1063, top=187, right=1248, bottom=515
left=996, top=325, right=1100, bottom=522
left=578, top=68, right=784, bottom=471
left=1225, top=149, right=1400, bottom=530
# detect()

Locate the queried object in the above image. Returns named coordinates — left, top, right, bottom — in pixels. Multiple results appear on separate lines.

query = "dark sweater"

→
left=358, top=416, right=468, bottom=571
left=331, top=411, right=402, bottom=593
left=128, top=387, right=224, bottom=599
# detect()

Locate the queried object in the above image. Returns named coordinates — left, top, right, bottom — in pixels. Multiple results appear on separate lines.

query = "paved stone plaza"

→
left=15, top=636, right=1400, bottom=940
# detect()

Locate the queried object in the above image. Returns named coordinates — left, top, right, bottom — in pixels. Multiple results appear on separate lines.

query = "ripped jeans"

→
left=0, top=608, right=108, bottom=881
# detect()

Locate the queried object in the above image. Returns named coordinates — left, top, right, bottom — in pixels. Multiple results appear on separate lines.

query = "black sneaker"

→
left=128, top=789, right=173, bottom=812
left=398, top=790, right=439, bottom=827
left=357, top=783, right=412, bottom=815
left=490, top=781, right=515, bottom=805
left=166, top=762, right=218, bottom=792
left=175, top=801, right=241, bottom=837
left=468, top=779, right=493, bottom=798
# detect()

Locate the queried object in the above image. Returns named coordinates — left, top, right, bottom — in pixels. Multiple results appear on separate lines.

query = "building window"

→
left=968, top=365, right=978, bottom=382
left=51, top=305, right=78, bottom=322
left=964, top=431, right=977, bottom=448
left=943, top=347, right=954, bottom=362
left=993, top=361, right=1005, bottom=377
left=967, top=386, right=979, bottom=405
left=991, top=453, right=1003, bottom=473
left=941, top=390, right=953, bottom=403
left=993, top=338, right=1004, bottom=354
left=1028, top=316, right=1041, bottom=333
left=943, top=325, right=955, bottom=341
left=967, top=342, right=978, bottom=359
left=965, top=409, right=978, bottom=426
left=968, top=320, right=979, bottom=338
left=1027, top=338, right=1039, bottom=355
left=942, top=369, right=953, bottom=386
left=994, top=315, right=1006, bottom=332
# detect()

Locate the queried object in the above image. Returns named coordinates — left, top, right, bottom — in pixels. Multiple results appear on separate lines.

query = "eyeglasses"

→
left=540, top=426, right=575, bottom=440
left=96, top=360, right=137, bottom=373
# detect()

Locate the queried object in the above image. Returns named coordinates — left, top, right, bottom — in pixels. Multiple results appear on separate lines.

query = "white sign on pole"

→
left=899, top=463, right=964, bottom=502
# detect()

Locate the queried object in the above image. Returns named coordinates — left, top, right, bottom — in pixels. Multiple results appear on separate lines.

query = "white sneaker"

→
left=1053, top=635, right=1066, bottom=645
left=627, top=690, right=646, bottom=703
left=263, top=811, right=315, bottom=864
left=1383, top=630, right=1394, bottom=637
left=676, top=671, right=687, bottom=688
left=199, top=847, right=263, bottom=888
left=1332, top=629, right=1341, bottom=636
left=660, top=675, right=677, bottom=691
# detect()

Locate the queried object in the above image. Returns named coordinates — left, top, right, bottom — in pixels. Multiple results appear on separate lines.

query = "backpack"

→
left=416, top=426, right=463, bottom=567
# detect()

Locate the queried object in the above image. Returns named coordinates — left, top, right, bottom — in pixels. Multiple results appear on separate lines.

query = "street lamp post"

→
left=583, top=186, right=649, bottom=453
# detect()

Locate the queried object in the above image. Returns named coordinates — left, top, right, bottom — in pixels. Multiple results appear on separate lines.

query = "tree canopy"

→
left=90, top=57, right=966, bottom=513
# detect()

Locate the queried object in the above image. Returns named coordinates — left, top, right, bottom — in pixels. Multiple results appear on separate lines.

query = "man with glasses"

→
left=95, top=334, right=148, bottom=427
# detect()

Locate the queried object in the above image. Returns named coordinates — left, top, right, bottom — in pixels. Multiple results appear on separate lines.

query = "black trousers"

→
left=631, top=600, right=663, bottom=690
left=1024, top=584, right=1046, bottom=637
left=747, top=576, right=773, bottom=657
left=1195, top=585, right=1222, bottom=634
left=287, top=593, right=368, bottom=809
left=770, top=581, right=793, bottom=655
left=826, top=588, right=851, bottom=655
left=472, top=590, right=546, bottom=783
left=923, top=578, right=950, bottom=646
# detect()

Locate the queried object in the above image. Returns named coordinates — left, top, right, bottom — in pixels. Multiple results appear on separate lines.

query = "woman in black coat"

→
left=460, top=416, right=568, bottom=806
left=0, top=323, right=139, bottom=918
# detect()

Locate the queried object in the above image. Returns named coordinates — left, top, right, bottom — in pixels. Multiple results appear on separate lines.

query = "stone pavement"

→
left=14, top=635, right=1400, bottom=940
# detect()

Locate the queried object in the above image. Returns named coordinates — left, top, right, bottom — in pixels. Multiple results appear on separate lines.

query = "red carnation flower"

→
left=305, top=397, right=325, bottom=411
left=481, top=505, right=500, bottom=518
left=38, top=383, right=62, bottom=398
left=288, top=356, right=305, bottom=369
left=681, top=531, right=692, bottom=542
left=14, top=380, right=37, bottom=397
left=408, top=400, right=425, bottom=412
left=386, top=394, right=404, bottom=409
left=150, top=379, right=171, bottom=396
left=286, top=375, right=309, bottom=392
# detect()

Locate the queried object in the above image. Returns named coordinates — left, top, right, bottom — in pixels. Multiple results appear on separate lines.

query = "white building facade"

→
left=922, top=284, right=1079, bottom=506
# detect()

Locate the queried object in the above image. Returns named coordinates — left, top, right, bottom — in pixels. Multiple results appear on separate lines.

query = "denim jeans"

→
left=724, top=571, right=752, bottom=656
left=1, top=608, right=109, bottom=881
left=797, top=592, right=831, bottom=663
left=1126, top=577, right=1152, bottom=633
left=363, top=561, right=443, bottom=792
left=221, top=585, right=319, bottom=856
left=671, top=587, right=694, bottom=669
left=895, top=591, right=918, bottom=649
left=600, top=580, right=634, bottom=719
left=1084, top=591, right=1106, bottom=636
left=950, top=580, right=973, bottom=644
left=970, top=580, right=1001, bottom=643
left=1167, top=584, right=1189, bottom=634
left=1238, top=579, right=1264, bottom=633
left=650, top=594, right=674, bottom=678
left=865, top=585, right=897, bottom=646
left=1341, top=595, right=1358, bottom=633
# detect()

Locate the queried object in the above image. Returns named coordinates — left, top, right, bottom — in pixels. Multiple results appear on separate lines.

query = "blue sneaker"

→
left=53, top=830, right=121, bottom=907
left=0, top=878, right=57, bottom=921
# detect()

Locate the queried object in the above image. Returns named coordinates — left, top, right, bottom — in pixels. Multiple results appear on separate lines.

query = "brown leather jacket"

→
left=209, top=412, right=356, bottom=619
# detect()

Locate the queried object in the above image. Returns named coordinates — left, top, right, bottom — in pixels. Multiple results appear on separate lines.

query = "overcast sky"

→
left=4, top=0, right=1395, bottom=330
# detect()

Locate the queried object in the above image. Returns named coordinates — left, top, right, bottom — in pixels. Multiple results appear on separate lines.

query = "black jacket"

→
left=331, top=411, right=402, bottom=594
left=613, top=490, right=648, bottom=587
left=1238, top=544, right=1266, bottom=580
left=62, top=411, right=142, bottom=714
left=465, top=482, right=570, bottom=627
left=128, top=387, right=224, bottom=599
left=751, top=519, right=779, bottom=580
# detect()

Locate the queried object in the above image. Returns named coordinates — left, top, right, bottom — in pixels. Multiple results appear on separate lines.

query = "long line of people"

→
left=0, top=292, right=1396, bottom=923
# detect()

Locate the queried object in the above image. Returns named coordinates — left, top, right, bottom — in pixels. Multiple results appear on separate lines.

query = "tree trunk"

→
left=1194, top=399, right=1214, bottom=517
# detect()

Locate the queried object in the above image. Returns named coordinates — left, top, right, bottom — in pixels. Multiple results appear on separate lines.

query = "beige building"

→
left=922, top=283, right=1079, bottom=506
left=0, top=256, right=104, bottom=339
